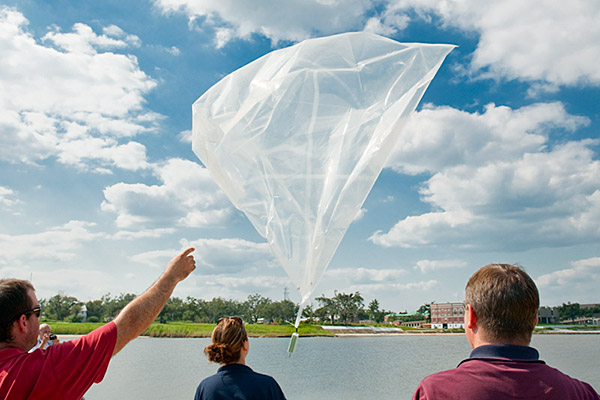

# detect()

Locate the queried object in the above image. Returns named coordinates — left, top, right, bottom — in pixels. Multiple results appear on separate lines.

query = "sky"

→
left=0, top=0, right=598, bottom=313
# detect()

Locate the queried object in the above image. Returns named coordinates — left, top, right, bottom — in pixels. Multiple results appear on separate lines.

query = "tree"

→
left=417, top=303, right=431, bottom=321
left=102, top=293, right=137, bottom=320
left=334, top=291, right=364, bottom=325
left=263, top=299, right=297, bottom=324
left=85, top=299, right=106, bottom=322
left=204, top=297, right=243, bottom=323
left=368, top=299, right=379, bottom=320
left=181, top=297, right=208, bottom=322
left=44, top=293, right=80, bottom=321
left=368, top=299, right=386, bottom=323
left=159, top=297, right=186, bottom=323
left=315, top=295, right=337, bottom=324
left=243, top=293, right=272, bottom=323
left=559, top=302, right=581, bottom=322
left=301, top=304, right=315, bottom=322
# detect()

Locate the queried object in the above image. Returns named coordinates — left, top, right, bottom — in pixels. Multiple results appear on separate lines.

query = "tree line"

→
left=558, top=302, right=600, bottom=321
left=41, top=291, right=593, bottom=326
left=39, top=290, right=398, bottom=325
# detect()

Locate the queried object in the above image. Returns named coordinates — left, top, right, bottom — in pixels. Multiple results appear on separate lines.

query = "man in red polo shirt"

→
left=412, top=263, right=599, bottom=400
left=0, top=247, right=196, bottom=400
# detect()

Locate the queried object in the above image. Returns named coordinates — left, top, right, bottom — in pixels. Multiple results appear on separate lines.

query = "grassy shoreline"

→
left=45, top=321, right=600, bottom=338
left=46, top=321, right=335, bottom=338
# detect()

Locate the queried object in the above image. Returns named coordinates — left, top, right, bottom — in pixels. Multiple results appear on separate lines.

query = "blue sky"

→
left=1, top=0, right=598, bottom=312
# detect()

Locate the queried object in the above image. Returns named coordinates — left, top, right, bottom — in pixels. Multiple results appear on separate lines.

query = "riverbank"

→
left=45, top=321, right=600, bottom=338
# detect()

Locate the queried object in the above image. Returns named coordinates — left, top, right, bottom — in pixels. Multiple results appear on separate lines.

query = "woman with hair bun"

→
left=194, top=317, right=286, bottom=400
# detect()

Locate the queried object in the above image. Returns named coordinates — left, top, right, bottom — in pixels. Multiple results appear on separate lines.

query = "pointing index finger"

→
left=180, top=247, right=195, bottom=258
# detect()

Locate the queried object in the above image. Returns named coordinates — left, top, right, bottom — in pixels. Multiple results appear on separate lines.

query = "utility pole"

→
left=283, top=287, right=289, bottom=301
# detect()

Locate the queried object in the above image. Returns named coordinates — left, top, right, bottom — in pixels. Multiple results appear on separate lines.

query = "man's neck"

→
left=0, top=342, right=19, bottom=351
left=472, top=336, right=530, bottom=348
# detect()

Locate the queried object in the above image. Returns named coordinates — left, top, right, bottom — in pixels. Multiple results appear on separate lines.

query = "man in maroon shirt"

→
left=412, top=264, right=599, bottom=400
left=0, top=247, right=196, bottom=400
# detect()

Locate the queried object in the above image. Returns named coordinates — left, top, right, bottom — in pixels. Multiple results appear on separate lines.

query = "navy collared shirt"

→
left=459, top=344, right=544, bottom=366
left=195, top=363, right=286, bottom=400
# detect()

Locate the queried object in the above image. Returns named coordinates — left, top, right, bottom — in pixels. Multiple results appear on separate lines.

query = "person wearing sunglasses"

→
left=0, top=247, right=196, bottom=400
left=195, top=316, right=286, bottom=400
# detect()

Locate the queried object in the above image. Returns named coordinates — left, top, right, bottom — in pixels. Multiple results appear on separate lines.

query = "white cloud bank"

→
left=102, top=158, right=233, bottom=229
left=371, top=102, right=599, bottom=250
left=0, top=8, right=157, bottom=172
left=536, top=257, right=600, bottom=305
left=156, top=1, right=600, bottom=87
left=537, top=257, right=600, bottom=289
left=382, top=0, right=600, bottom=87
left=0, top=220, right=102, bottom=268
left=154, top=0, right=374, bottom=48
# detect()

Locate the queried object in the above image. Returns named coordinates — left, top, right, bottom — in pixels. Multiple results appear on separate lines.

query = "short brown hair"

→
left=0, top=279, right=35, bottom=342
left=204, top=317, right=248, bottom=365
left=465, top=264, right=539, bottom=344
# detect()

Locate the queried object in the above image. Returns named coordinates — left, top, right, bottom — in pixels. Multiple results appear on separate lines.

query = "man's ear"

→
left=465, top=304, right=477, bottom=329
left=11, top=315, right=28, bottom=337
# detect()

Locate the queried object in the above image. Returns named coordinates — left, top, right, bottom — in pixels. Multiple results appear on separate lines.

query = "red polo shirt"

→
left=0, top=321, right=117, bottom=400
left=412, top=344, right=599, bottom=399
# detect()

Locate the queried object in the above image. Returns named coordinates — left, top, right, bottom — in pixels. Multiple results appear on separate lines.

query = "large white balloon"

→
left=193, top=32, right=454, bottom=326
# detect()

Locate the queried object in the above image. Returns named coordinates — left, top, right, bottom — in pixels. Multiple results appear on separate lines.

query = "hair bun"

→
left=205, top=343, right=234, bottom=364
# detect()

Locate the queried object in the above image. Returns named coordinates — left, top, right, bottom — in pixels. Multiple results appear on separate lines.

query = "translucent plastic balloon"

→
left=192, top=32, right=453, bottom=326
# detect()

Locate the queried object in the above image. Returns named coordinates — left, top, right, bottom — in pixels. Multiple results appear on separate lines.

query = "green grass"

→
left=42, top=320, right=334, bottom=338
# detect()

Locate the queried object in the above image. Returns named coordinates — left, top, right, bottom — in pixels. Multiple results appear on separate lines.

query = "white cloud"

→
left=0, top=220, right=103, bottom=266
left=154, top=0, right=374, bottom=47
left=537, top=257, right=600, bottom=288
left=102, top=158, right=233, bottom=229
left=189, top=237, right=275, bottom=274
left=102, top=24, right=142, bottom=48
left=413, top=259, right=467, bottom=274
left=325, top=267, right=408, bottom=283
left=372, top=103, right=600, bottom=250
left=353, top=208, right=367, bottom=222
left=388, top=102, right=588, bottom=175
left=350, top=280, right=439, bottom=292
left=0, top=8, right=157, bottom=171
left=130, top=239, right=284, bottom=299
left=155, top=0, right=600, bottom=86
left=111, top=228, right=177, bottom=240
left=0, top=186, right=20, bottom=209
left=383, top=0, right=600, bottom=86
left=185, top=274, right=291, bottom=301
left=536, top=258, right=600, bottom=305
left=364, top=9, right=410, bottom=36
left=178, top=129, right=192, bottom=143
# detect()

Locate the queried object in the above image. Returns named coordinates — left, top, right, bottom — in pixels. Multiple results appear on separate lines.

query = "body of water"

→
left=84, top=334, right=600, bottom=399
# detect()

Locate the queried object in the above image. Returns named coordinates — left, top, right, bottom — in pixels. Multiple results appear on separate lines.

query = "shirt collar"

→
left=469, top=344, right=540, bottom=361
left=218, top=363, right=252, bottom=373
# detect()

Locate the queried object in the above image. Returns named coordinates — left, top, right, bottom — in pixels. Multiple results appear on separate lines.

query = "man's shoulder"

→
left=539, top=364, right=599, bottom=395
left=421, top=366, right=463, bottom=382
left=416, top=359, right=599, bottom=400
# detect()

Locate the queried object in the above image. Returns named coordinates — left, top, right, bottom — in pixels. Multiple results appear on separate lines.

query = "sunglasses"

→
left=14, top=305, right=41, bottom=321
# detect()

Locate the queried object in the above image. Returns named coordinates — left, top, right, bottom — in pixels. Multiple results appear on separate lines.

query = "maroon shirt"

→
left=0, top=322, right=117, bottom=400
left=413, top=344, right=599, bottom=400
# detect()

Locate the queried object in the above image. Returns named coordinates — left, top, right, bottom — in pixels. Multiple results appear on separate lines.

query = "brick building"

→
left=430, top=302, right=465, bottom=329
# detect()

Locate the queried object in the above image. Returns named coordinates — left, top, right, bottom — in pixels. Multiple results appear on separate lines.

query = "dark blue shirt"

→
left=195, top=364, right=286, bottom=400
left=459, top=343, right=543, bottom=365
